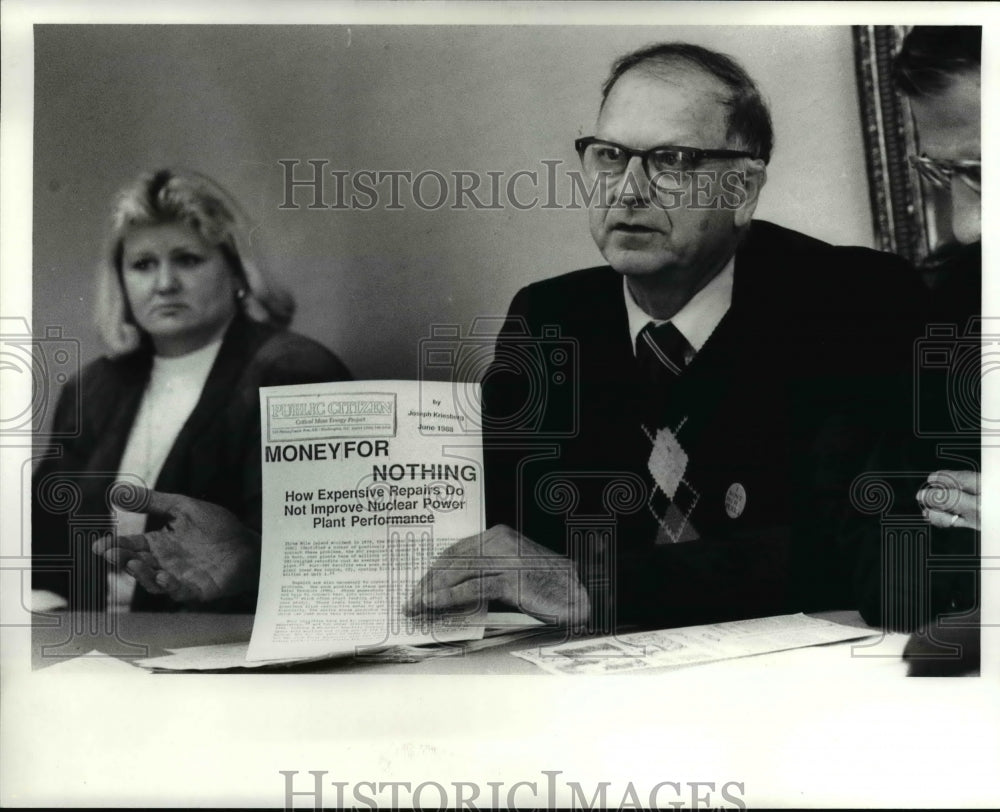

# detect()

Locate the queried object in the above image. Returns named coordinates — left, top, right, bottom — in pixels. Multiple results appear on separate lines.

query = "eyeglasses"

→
left=909, top=154, right=981, bottom=194
left=575, top=136, right=753, bottom=182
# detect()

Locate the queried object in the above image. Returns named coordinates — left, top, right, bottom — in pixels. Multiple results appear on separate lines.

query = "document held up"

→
left=248, top=380, right=487, bottom=662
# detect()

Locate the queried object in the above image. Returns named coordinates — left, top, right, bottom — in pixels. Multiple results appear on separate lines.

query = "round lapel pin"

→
left=725, top=482, right=746, bottom=519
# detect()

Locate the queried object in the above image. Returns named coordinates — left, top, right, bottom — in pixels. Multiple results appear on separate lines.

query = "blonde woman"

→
left=33, top=169, right=350, bottom=612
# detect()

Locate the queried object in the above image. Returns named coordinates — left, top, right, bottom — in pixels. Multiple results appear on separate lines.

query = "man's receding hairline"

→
left=600, top=58, right=733, bottom=112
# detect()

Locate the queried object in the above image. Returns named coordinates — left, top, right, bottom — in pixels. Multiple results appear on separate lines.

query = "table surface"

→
left=16, top=607, right=1000, bottom=811
left=30, top=607, right=894, bottom=675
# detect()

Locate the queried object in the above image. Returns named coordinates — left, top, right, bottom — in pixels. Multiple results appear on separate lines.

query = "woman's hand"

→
left=92, top=485, right=260, bottom=603
left=916, top=470, right=980, bottom=531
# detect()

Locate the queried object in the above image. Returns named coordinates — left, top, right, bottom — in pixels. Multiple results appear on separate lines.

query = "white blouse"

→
left=107, top=339, right=223, bottom=612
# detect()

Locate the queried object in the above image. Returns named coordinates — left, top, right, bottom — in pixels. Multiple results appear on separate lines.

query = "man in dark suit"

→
left=407, top=43, right=920, bottom=631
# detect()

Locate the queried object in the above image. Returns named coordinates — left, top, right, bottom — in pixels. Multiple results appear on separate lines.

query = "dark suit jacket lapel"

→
left=77, top=354, right=149, bottom=517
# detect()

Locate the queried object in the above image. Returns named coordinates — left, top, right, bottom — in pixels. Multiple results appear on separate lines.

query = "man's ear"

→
left=733, top=159, right=767, bottom=229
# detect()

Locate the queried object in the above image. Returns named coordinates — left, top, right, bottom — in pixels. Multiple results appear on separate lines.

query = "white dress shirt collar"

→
left=624, top=256, right=735, bottom=356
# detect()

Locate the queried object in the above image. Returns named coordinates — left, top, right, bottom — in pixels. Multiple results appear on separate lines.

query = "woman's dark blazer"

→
left=32, top=314, right=351, bottom=611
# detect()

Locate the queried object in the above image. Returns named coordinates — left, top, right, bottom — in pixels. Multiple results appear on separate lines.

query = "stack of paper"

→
left=134, top=613, right=545, bottom=672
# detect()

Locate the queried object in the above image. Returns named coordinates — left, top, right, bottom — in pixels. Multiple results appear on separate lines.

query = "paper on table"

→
left=247, top=380, right=487, bottom=662
left=511, top=613, right=877, bottom=675
left=135, top=613, right=545, bottom=672
left=482, top=612, right=546, bottom=628
left=31, top=589, right=68, bottom=612
left=135, top=643, right=325, bottom=672
left=39, top=650, right=143, bottom=675
left=360, top=614, right=552, bottom=663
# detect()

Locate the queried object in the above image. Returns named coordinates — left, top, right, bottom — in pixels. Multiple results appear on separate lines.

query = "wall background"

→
left=33, top=25, right=875, bottom=384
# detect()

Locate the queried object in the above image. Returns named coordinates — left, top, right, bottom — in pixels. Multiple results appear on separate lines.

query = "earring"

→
left=236, top=288, right=247, bottom=301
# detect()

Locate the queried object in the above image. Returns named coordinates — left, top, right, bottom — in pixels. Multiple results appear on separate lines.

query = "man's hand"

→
left=917, top=470, right=981, bottom=531
left=404, top=524, right=590, bottom=627
left=92, top=485, right=260, bottom=603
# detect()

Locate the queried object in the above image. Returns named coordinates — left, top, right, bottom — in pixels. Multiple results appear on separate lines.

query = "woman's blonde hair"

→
left=95, top=168, right=295, bottom=355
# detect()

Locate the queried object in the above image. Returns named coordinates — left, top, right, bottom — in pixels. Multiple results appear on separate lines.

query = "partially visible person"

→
left=852, top=27, right=981, bottom=673
left=899, top=25, right=982, bottom=533
left=898, top=26, right=981, bottom=249
left=33, top=168, right=350, bottom=612
left=903, top=27, right=981, bottom=676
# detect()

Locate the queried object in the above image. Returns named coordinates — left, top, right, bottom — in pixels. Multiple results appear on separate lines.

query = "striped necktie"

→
left=636, top=321, right=691, bottom=399
left=636, top=321, right=700, bottom=544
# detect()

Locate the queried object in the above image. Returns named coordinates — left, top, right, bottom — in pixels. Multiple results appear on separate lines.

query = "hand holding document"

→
left=404, top=524, right=591, bottom=627
left=247, top=380, right=490, bottom=662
